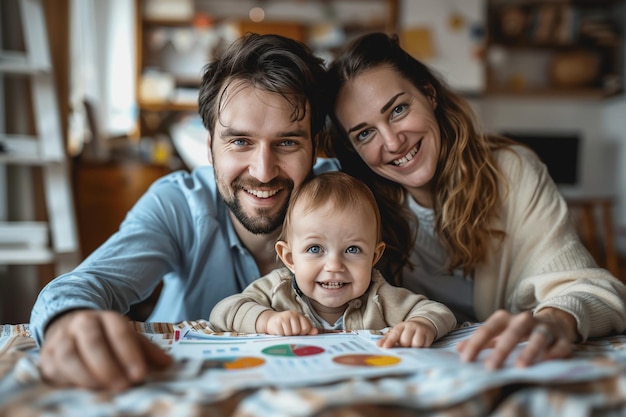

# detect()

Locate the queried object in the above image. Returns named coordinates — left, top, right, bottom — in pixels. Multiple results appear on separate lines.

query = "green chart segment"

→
left=262, top=344, right=325, bottom=357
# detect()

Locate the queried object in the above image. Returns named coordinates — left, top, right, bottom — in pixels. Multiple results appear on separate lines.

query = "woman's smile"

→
left=391, top=139, right=423, bottom=167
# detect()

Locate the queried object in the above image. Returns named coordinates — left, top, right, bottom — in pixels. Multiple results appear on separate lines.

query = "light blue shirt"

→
left=30, top=158, right=339, bottom=344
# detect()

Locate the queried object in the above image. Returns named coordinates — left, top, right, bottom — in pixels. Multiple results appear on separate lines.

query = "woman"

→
left=324, top=32, right=626, bottom=369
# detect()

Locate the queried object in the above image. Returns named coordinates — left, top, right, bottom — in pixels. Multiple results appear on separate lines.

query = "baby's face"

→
left=285, top=201, right=384, bottom=313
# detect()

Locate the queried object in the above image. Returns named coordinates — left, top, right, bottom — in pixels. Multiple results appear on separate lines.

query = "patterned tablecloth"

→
left=1, top=321, right=626, bottom=417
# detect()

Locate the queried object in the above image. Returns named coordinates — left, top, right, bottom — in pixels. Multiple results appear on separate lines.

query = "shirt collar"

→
left=221, top=202, right=246, bottom=251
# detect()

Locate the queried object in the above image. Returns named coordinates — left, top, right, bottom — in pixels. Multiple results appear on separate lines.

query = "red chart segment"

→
left=262, top=344, right=325, bottom=357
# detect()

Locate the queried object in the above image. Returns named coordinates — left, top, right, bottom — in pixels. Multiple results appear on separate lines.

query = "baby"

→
left=210, top=171, right=456, bottom=348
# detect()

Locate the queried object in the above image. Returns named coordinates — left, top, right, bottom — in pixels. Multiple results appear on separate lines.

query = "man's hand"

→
left=256, top=310, right=319, bottom=336
left=376, top=318, right=437, bottom=348
left=456, top=309, right=576, bottom=369
left=39, top=309, right=173, bottom=391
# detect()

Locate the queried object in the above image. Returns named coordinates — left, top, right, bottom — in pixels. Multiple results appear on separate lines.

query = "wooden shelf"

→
left=133, top=0, right=399, bottom=138
left=490, top=0, right=622, bottom=6
left=73, top=161, right=172, bottom=258
left=138, top=101, right=198, bottom=112
left=485, top=0, right=624, bottom=99
left=142, top=18, right=194, bottom=26
left=485, top=86, right=623, bottom=99
left=488, top=40, right=619, bottom=50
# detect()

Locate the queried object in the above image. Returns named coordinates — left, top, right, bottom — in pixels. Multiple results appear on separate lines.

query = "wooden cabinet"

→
left=133, top=0, right=398, bottom=139
left=73, top=161, right=171, bottom=258
left=485, top=0, right=624, bottom=98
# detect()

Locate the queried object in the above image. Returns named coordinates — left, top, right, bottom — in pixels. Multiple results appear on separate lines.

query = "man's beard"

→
left=218, top=177, right=293, bottom=235
left=225, top=194, right=289, bottom=235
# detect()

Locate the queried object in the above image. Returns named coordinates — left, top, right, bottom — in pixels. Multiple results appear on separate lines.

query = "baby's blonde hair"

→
left=279, top=171, right=382, bottom=244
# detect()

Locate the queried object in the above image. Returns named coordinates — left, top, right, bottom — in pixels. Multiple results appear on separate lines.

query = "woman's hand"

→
left=456, top=308, right=577, bottom=369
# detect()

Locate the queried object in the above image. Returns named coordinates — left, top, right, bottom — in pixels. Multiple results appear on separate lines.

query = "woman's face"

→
left=335, top=66, right=440, bottom=207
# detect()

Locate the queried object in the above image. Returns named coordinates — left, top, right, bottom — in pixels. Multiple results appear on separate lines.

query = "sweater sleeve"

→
left=478, top=146, right=626, bottom=340
left=209, top=269, right=288, bottom=333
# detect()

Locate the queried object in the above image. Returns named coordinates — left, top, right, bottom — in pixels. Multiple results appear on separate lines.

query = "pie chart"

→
left=333, top=354, right=401, bottom=367
left=201, top=356, right=265, bottom=370
left=262, top=344, right=325, bottom=357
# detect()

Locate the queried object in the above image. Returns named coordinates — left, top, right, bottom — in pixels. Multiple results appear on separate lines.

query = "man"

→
left=30, top=33, right=337, bottom=391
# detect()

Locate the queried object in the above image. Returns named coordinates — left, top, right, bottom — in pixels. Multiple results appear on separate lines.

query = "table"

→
left=1, top=321, right=626, bottom=417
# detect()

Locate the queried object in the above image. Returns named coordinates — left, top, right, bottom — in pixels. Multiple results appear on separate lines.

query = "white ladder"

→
left=0, top=0, right=79, bottom=275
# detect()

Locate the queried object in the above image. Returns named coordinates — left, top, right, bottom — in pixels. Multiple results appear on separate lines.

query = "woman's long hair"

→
left=325, top=32, right=511, bottom=284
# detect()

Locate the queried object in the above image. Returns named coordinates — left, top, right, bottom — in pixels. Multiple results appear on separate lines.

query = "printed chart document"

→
left=169, top=329, right=417, bottom=389
left=163, top=322, right=623, bottom=401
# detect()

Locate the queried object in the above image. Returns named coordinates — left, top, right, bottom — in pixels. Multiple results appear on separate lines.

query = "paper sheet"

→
left=164, top=323, right=622, bottom=399
left=170, top=330, right=422, bottom=389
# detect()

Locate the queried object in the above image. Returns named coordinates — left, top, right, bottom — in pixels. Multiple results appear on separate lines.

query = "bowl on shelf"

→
left=549, top=50, right=600, bottom=88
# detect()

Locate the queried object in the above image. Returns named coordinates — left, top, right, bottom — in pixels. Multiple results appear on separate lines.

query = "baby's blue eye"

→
left=307, top=246, right=321, bottom=254
left=346, top=246, right=360, bottom=254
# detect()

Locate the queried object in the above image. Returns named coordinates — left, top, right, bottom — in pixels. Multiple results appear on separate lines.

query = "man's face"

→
left=209, top=83, right=314, bottom=235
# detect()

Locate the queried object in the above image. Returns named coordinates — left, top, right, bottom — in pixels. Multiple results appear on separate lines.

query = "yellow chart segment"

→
left=203, top=356, right=266, bottom=370
left=366, top=355, right=401, bottom=366
left=333, top=354, right=401, bottom=367
left=225, top=357, right=266, bottom=370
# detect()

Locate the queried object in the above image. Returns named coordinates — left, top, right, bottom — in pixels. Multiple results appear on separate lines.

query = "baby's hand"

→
left=257, top=310, right=319, bottom=336
left=377, top=318, right=436, bottom=348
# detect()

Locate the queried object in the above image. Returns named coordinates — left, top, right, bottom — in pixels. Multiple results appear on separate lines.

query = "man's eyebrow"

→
left=347, top=92, right=405, bottom=135
left=219, top=128, right=309, bottom=139
left=219, top=128, right=247, bottom=138
left=277, top=129, right=309, bottom=138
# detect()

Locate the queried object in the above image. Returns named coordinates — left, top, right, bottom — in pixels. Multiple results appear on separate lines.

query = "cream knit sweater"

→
left=403, top=145, right=626, bottom=340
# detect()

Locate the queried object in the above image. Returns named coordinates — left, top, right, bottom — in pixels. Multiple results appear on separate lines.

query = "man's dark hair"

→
left=198, top=33, right=327, bottom=145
